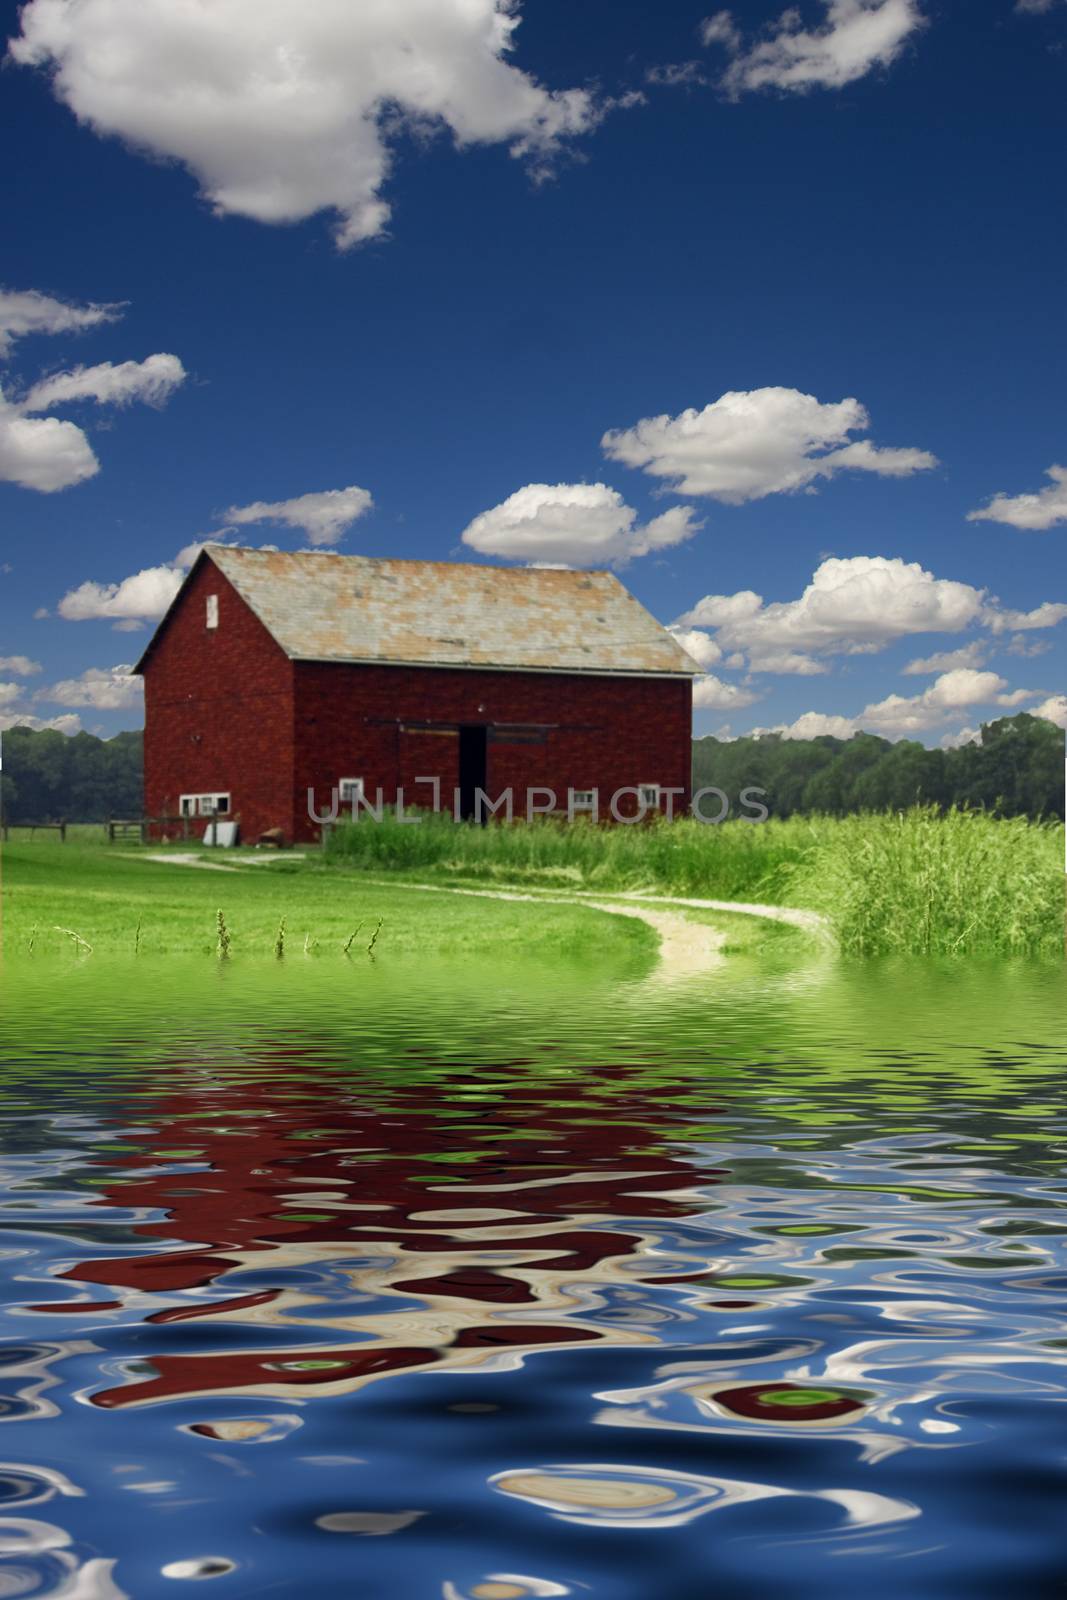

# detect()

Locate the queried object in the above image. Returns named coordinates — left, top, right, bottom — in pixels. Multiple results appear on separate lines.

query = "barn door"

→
left=458, top=725, right=488, bottom=822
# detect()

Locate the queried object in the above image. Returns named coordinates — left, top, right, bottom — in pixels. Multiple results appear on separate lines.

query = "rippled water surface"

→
left=1, top=954, right=1065, bottom=1599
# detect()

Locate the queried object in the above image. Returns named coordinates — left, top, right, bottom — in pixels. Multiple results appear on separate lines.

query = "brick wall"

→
left=141, top=558, right=296, bottom=841
left=295, top=661, right=692, bottom=842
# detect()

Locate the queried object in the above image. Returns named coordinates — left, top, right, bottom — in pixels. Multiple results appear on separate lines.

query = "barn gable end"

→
left=139, top=553, right=297, bottom=840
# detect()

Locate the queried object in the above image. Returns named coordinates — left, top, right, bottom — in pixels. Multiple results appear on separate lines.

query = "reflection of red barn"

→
left=45, top=1067, right=727, bottom=1410
left=134, top=547, right=699, bottom=844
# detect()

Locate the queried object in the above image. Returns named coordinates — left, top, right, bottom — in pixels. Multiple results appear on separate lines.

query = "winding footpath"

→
left=356, top=877, right=833, bottom=983
left=139, top=853, right=832, bottom=981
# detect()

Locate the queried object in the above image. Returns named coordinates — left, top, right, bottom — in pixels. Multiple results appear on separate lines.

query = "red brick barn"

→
left=135, top=546, right=699, bottom=844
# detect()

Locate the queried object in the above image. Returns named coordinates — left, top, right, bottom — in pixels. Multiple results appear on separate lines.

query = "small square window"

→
left=571, top=789, right=595, bottom=810
left=206, top=594, right=219, bottom=630
left=180, top=792, right=230, bottom=818
left=339, top=777, right=365, bottom=804
left=639, top=784, right=661, bottom=809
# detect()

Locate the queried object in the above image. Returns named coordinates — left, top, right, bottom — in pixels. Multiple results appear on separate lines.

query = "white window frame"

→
left=206, top=594, right=219, bottom=630
left=639, top=784, right=662, bottom=809
left=180, top=792, right=231, bottom=817
left=570, top=789, right=596, bottom=811
left=338, top=777, right=365, bottom=805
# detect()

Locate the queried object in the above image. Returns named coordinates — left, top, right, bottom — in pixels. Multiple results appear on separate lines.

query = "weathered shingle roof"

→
left=145, top=547, right=701, bottom=676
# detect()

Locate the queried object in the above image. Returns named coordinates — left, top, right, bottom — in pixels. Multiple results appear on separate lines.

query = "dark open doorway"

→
left=458, top=725, right=488, bottom=822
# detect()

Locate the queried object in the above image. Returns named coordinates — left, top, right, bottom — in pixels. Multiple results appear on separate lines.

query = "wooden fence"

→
left=1, top=820, right=67, bottom=841
left=107, top=815, right=194, bottom=843
left=1, top=816, right=195, bottom=843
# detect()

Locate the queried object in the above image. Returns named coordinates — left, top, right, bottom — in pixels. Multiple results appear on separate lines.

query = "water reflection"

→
left=35, top=1066, right=728, bottom=1412
left=0, top=958, right=1064, bottom=1597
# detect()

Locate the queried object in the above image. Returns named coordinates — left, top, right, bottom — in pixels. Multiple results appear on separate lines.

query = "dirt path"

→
left=618, top=889, right=831, bottom=939
left=360, top=880, right=728, bottom=983
left=356, top=878, right=832, bottom=983
left=140, top=851, right=309, bottom=872
left=141, top=851, right=241, bottom=873
left=136, top=854, right=831, bottom=982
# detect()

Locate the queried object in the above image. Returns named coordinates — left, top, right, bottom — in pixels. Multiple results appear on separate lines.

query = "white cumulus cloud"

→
left=1005, top=635, right=1052, bottom=658
left=703, top=0, right=925, bottom=97
left=903, top=641, right=987, bottom=675
left=1032, top=695, right=1067, bottom=729
left=746, top=649, right=828, bottom=675
left=602, top=387, right=936, bottom=501
left=58, top=564, right=185, bottom=622
left=693, top=674, right=762, bottom=710
left=0, top=709, right=81, bottom=733
left=967, top=464, right=1067, bottom=531
left=940, top=726, right=980, bottom=749
left=0, top=655, right=43, bottom=675
left=645, top=60, right=711, bottom=88
left=460, top=482, right=701, bottom=567
left=0, top=286, right=120, bottom=358
left=22, top=353, right=186, bottom=413
left=223, top=486, right=374, bottom=549
left=0, top=288, right=184, bottom=493
left=0, top=392, right=99, bottom=491
left=858, top=669, right=1011, bottom=735
left=678, top=555, right=983, bottom=657
left=760, top=668, right=1035, bottom=741
left=985, top=600, right=1067, bottom=634
left=751, top=710, right=860, bottom=739
left=10, top=0, right=600, bottom=249
left=667, top=626, right=722, bottom=669
left=37, top=663, right=142, bottom=711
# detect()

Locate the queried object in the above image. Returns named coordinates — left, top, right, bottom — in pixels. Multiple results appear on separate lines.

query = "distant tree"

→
left=961, top=713, right=1062, bottom=818
left=692, top=715, right=1061, bottom=821
left=853, top=741, right=947, bottom=811
left=1, top=726, right=144, bottom=822
left=0, top=770, right=17, bottom=825
left=768, top=737, right=838, bottom=815
left=802, top=733, right=891, bottom=813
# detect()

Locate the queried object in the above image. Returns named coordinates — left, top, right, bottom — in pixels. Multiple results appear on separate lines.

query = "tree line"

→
left=1, top=726, right=143, bottom=824
left=693, top=713, right=1063, bottom=821
left=0, top=712, right=1062, bottom=826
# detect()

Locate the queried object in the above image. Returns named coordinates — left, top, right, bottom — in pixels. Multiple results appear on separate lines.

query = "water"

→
left=0, top=953, right=1064, bottom=1598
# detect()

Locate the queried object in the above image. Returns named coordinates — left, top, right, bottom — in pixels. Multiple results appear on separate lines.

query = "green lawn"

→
left=0, top=836, right=655, bottom=967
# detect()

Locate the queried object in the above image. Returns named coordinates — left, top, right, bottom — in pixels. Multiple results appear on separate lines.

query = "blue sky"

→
left=1, top=0, right=1064, bottom=744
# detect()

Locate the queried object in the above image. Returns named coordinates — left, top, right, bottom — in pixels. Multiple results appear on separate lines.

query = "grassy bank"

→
left=325, top=807, right=1064, bottom=959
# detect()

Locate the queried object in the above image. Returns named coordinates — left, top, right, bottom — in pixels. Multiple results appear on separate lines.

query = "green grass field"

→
left=0, top=833, right=655, bottom=968
left=3, top=805, right=1062, bottom=961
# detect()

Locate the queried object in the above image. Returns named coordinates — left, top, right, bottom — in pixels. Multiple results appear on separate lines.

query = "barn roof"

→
left=139, top=546, right=701, bottom=677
